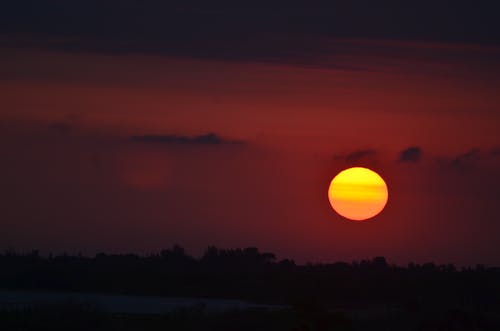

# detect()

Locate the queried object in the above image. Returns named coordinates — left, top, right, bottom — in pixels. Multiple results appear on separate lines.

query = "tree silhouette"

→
left=1, top=246, right=500, bottom=313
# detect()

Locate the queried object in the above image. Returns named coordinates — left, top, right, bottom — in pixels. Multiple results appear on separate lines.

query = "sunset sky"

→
left=2, top=1, right=500, bottom=265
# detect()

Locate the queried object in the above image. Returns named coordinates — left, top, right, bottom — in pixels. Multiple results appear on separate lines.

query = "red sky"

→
left=1, top=38, right=500, bottom=266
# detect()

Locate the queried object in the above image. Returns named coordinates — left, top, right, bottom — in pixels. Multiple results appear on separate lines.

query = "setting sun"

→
left=328, top=167, right=388, bottom=221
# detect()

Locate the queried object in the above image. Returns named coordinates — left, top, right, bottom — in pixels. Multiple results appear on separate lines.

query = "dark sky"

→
left=1, top=1, right=500, bottom=265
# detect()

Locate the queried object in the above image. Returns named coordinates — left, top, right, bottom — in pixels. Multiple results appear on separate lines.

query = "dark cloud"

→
left=451, top=149, right=481, bottom=169
left=398, top=146, right=422, bottom=163
left=333, top=148, right=379, bottom=168
left=491, top=147, right=500, bottom=156
left=1, top=1, right=500, bottom=67
left=48, top=122, right=73, bottom=135
left=129, top=133, right=242, bottom=145
left=342, top=149, right=377, bottom=163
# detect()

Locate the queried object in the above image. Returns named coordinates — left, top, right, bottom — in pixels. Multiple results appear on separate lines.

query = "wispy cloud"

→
left=451, top=148, right=481, bottom=169
left=344, top=149, right=377, bottom=163
left=398, top=146, right=422, bottom=163
left=129, top=133, right=243, bottom=145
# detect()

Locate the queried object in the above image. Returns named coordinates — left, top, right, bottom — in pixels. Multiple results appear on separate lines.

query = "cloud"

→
left=333, top=149, right=378, bottom=164
left=129, top=133, right=243, bottom=145
left=1, top=1, right=500, bottom=68
left=491, top=147, right=500, bottom=156
left=450, top=148, right=481, bottom=169
left=48, top=122, right=73, bottom=135
left=398, top=146, right=422, bottom=163
left=344, top=149, right=377, bottom=163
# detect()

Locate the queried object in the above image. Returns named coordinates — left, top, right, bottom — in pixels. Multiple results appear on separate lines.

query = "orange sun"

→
left=328, top=167, right=388, bottom=221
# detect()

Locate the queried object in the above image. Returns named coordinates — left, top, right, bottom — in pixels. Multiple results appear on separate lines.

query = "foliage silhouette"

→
left=1, top=246, right=500, bottom=311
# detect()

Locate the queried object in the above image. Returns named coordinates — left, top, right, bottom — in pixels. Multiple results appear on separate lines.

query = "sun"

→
left=328, top=167, right=388, bottom=221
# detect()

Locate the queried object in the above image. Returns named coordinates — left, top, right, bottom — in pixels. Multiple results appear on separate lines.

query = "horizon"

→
left=2, top=246, right=497, bottom=269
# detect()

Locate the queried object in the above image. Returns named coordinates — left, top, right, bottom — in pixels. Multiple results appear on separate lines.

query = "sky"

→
left=2, top=1, right=500, bottom=265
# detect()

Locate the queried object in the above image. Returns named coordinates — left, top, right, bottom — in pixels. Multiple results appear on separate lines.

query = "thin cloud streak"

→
left=130, top=133, right=244, bottom=146
left=398, top=146, right=422, bottom=163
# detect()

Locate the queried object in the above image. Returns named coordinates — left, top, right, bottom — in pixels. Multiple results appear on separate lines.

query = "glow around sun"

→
left=328, top=167, right=388, bottom=221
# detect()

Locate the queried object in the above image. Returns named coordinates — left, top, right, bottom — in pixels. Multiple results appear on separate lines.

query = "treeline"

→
left=1, top=246, right=500, bottom=310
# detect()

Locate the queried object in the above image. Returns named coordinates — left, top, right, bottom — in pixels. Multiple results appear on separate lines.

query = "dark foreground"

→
left=2, top=302, right=500, bottom=331
left=2, top=247, right=500, bottom=330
